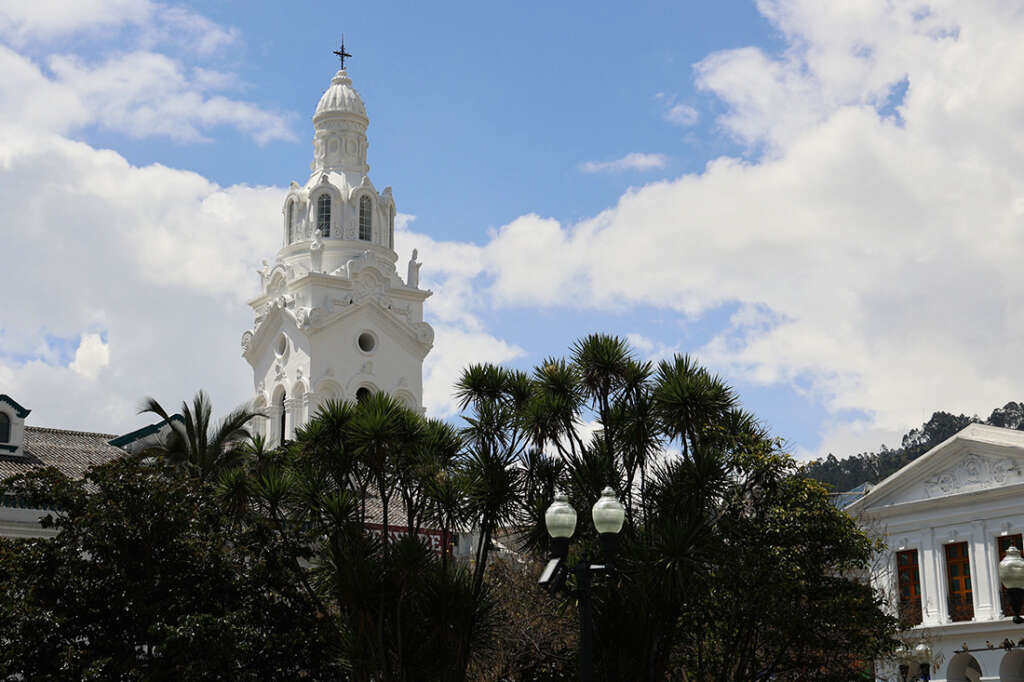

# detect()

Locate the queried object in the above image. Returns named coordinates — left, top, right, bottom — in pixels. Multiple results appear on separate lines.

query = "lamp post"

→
left=894, top=644, right=910, bottom=682
left=540, top=487, right=626, bottom=682
left=999, top=545, right=1024, bottom=624
left=914, top=642, right=931, bottom=682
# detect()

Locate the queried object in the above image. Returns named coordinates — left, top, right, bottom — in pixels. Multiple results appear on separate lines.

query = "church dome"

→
left=314, top=70, right=367, bottom=120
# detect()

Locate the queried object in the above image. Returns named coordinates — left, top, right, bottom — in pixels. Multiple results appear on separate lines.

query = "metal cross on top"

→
left=333, top=36, right=352, bottom=69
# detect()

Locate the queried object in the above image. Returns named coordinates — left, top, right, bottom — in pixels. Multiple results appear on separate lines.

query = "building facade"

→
left=850, top=424, right=1024, bottom=682
left=241, top=62, right=433, bottom=446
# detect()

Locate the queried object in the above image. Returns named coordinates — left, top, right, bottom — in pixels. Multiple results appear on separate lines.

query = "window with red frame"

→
left=998, top=534, right=1023, bottom=617
left=945, top=542, right=974, bottom=622
left=897, top=549, right=923, bottom=626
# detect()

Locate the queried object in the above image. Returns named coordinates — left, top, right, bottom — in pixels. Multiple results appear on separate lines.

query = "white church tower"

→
left=241, top=43, right=434, bottom=446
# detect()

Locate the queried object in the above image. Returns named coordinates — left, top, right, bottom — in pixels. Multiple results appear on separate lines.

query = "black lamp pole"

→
left=540, top=488, right=626, bottom=682
left=576, top=561, right=595, bottom=682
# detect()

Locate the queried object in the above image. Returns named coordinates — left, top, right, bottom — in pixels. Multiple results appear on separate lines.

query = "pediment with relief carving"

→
left=922, top=453, right=1022, bottom=498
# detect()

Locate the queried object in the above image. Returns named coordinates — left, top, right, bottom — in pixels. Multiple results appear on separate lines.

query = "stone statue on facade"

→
left=310, top=229, right=324, bottom=273
left=407, top=248, right=422, bottom=289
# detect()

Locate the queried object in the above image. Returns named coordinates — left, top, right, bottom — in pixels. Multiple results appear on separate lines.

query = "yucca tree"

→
left=445, top=334, right=894, bottom=681
left=454, top=364, right=532, bottom=597
left=138, top=390, right=261, bottom=482
left=397, top=418, right=463, bottom=539
left=346, top=391, right=421, bottom=544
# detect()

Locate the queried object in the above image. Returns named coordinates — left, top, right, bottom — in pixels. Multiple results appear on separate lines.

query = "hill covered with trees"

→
left=802, top=402, right=1024, bottom=492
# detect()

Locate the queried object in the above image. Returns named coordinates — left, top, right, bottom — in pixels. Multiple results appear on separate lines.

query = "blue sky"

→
left=4, top=0, right=1024, bottom=459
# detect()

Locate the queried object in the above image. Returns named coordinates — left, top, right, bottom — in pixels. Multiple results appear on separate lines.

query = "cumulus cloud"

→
left=393, top=1, right=1024, bottom=456
left=0, top=47, right=294, bottom=144
left=580, top=153, right=668, bottom=174
left=69, top=334, right=110, bottom=380
left=0, top=120, right=281, bottom=431
left=0, top=3, right=291, bottom=144
left=0, top=0, right=236, bottom=54
left=11, top=0, right=1024, bottom=461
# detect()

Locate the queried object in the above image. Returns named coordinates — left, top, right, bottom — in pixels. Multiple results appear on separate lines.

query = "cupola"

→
left=310, top=40, right=370, bottom=182
left=314, top=70, right=368, bottom=121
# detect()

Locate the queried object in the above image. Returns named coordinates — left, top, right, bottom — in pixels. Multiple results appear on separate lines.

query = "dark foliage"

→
left=0, top=459, right=343, bottom=681
left=461, top=334, right=897, bottom=681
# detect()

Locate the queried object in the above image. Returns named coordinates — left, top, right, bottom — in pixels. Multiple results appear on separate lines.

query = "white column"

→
left=302, top=392, right=315, bottom=429
left=268, top=404, right=284, bottom=447
left=971, top=520, right=995, bottom=620
left=922, top=529, right=946, bottom=625
left=283, top=398, right=299, bottom=441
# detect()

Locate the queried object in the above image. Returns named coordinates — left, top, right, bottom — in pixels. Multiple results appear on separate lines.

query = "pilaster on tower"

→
left=240, top=48, right=434, bottom=447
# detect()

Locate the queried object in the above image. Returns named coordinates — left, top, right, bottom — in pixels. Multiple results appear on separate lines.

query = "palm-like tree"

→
left=138, top=390, right=261, bottom=482
left=347, top=391, right=421, bottom=544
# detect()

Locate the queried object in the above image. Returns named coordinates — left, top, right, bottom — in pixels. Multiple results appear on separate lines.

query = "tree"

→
left=0, top=459, right=343, bottom=681
left=469, top=559, right=576, bottom=682
left=221, top=393, right=498, bottom=682
left=802, top=409, right=987, bottom=491
left=138, top=389, right=261, bottom=482
left=461, top=334, right=897, bottom=681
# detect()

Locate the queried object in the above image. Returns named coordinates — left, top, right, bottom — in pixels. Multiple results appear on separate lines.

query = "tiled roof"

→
left=363, top=493, right=410, bottom=528
left=0, top=426, right=125, bottom=482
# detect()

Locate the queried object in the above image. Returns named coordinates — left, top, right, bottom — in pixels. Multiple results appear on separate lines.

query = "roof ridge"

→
left=25, top=425, right=118, bottom=439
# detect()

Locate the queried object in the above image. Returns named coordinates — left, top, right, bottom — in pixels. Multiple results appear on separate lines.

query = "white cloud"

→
left=0, top=0, right=236, bottom=55
left=0, top=4, right=290, bottom=145
left=665, top=103, right=699, bottom=127
left=423, top=325, right=525, bottom=417
left=30, top=51, right=294, bottom=143
left=69, top=334, right=110, bottom=380
left=580, top=153, right=668, bottom=174
left=11, top=0, right=1024, bottom=463
left=0, top=122, right=280, bottom=431
left=655, top=93, right=699, bottom=128
left=396, top=1, right=1024, bottom=457
left=0, top=0, right=151, bottom=44
left=625, top=333, right=682, bottom=364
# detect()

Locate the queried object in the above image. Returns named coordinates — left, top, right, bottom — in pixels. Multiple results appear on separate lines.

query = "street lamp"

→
left=894, top=644, right=910, bottom=682
left=999, top=545, right=1024, bottom=624
left=540, top=486, right=626, bottom=682
left=914, top=642, right=931, bottom=682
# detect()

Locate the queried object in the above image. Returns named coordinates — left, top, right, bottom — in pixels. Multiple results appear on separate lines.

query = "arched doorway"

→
left=1001, top=650, right=1024, bottom=682
left=946, top=652, right=982, bottom=682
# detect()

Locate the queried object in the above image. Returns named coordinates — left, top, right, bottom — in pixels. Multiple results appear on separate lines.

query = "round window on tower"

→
left=357, top=331, right=376, bottom=354
left=275, top=334, right=289, bottom=359
left=356, top=387, right=372, bottom=403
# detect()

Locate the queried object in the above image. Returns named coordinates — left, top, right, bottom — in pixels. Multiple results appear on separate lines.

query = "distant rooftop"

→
left=831, top=482, right=874, bottom=509
left=0, top=426, right=124, bottom=482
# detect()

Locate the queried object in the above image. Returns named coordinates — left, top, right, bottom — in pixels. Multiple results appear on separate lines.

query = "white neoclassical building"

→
left=849, top=424, right=1024, bottom=682
left=241, top=57, right=434, bottom=446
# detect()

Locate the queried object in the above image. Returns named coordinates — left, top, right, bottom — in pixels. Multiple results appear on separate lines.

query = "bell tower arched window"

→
left=286, top=201, right=294, bottom=244
left=317, top=194, right=331, bottom=238
left=388, top=205, right=395, bottom=249
left=359, top=195, right=372, bottom=241
left=0, top=413, right=9, bottom=444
